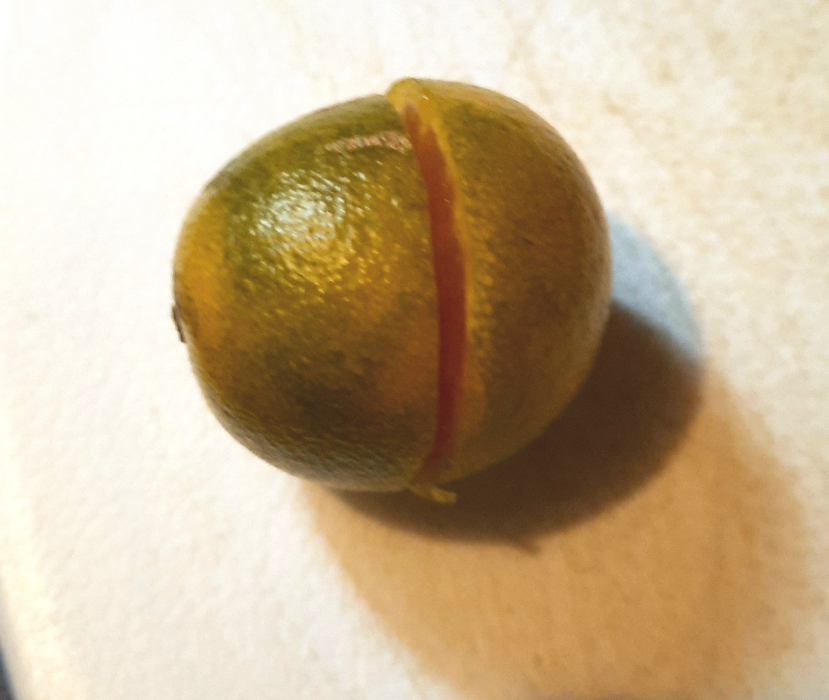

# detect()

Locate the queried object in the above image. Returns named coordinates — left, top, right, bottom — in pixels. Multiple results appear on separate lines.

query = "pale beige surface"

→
left=1, top=1, right=828, bottom=699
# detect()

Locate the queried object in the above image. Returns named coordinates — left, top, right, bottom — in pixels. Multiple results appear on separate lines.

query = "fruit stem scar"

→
left=399, top=102, right=467, bottom=489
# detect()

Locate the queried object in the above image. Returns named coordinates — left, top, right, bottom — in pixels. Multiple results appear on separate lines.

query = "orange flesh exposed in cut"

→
left=400, top=103, right=466, bottom=486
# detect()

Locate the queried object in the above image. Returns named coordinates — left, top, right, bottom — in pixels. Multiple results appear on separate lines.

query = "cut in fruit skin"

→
left=398, top=102, right=467, bottom=491
left=174, top=79, right=611, bottom=498
left=387, top=79, right=611, bottom=487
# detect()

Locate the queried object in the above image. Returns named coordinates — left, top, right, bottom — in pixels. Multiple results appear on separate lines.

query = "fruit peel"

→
left=174, top=80, right=611, bottom=496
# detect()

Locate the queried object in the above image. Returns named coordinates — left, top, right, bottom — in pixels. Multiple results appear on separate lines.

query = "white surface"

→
left=1, top=1, right=829, bottom=698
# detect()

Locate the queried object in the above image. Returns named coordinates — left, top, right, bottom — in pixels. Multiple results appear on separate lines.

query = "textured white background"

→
left=1, top=1, right=828, bottom=698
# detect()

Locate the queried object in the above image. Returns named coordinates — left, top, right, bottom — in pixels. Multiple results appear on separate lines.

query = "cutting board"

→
left=1, top=1, right=828, bottom=698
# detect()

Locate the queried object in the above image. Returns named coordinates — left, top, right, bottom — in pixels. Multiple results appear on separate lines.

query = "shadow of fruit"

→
left=306, top=218, right=812, bottom=699
left=320, top=216, right=702, bottom=542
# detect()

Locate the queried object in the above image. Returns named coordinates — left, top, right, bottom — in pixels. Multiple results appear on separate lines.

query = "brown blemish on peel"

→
left=400, top=103, right=467, bottom=491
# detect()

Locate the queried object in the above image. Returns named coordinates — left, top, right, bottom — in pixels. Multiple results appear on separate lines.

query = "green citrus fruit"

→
left=173, top=79, right=611, bottom=501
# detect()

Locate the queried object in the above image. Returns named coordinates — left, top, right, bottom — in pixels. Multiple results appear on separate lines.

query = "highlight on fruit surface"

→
left=173, top=78, right=611, bottom=502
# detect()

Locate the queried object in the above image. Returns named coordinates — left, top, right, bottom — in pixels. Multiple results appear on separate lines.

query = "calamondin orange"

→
left=173, top=79, right=611, bottom=502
